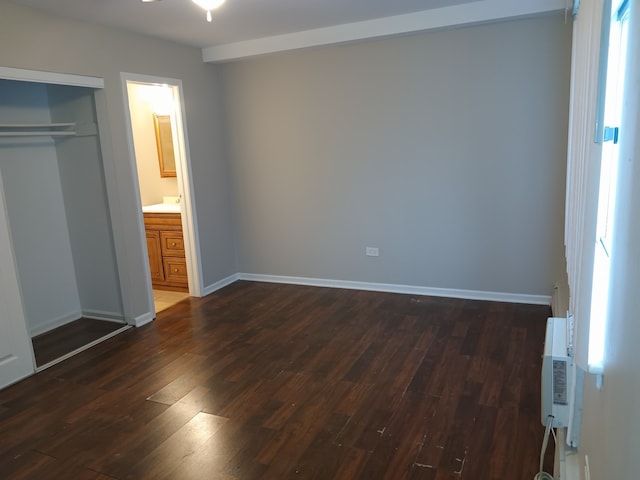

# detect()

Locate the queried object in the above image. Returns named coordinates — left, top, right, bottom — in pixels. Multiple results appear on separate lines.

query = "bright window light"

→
left=588, top=0, right=629, bottom=373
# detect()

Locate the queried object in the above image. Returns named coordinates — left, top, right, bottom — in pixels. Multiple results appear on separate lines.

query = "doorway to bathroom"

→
left=122, top=74, right=202, bottom=316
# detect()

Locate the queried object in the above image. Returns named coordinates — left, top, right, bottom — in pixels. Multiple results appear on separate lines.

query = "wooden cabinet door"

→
left=146, top=231, right=164, bottom=283
left=163, top=257, right=188, bottom=286
left=160, top=231, right=185, bottom=257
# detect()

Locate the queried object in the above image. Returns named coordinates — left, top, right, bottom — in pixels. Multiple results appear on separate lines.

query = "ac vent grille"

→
left=552, top=359, right=568, bottom=405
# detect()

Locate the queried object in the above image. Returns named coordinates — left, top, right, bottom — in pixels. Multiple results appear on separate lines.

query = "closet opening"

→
left=0, top=74, right=130, bottom=376
left=122, top=74, right=201, bottom=316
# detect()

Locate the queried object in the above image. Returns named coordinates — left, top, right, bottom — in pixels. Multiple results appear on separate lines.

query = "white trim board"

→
left=202, top=0, right=567, bottom=62
left=29, top=309, right=126, bottom=337
left=121, top=72, right=203, bottom=324
left=138, top=272, right=550, bottom=325
left=0, top=66, right=104, bottom=88
left=201, top=273, right=241, bottom=297
left=132, top=312, right=154, bottom=328
left=237, top=273, right=551, bottom=305
left=82, top=310, right=127, bottom=324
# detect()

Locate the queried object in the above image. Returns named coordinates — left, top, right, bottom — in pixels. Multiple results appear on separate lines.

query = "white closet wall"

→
left=47, top=84, right=123, bottom=320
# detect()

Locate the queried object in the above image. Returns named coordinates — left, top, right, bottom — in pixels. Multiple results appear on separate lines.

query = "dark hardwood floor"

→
left=32, top=318, right=128, bottom=367
left=0, top=281, right=553, bottom=479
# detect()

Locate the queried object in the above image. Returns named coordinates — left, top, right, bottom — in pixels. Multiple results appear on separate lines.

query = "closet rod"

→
left=0, top=123, right=76, bottom=128
left=0, top=131, right=76, bottom=137
left=0, top=122, right=76, bottom=137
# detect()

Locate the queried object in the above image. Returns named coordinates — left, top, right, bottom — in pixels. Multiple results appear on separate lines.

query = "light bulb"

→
left=191, top=0, right=225, bottom=11
left=206, top=10, right=212, bottom=22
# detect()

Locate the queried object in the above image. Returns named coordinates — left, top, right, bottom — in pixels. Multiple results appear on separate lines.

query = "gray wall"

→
left=0, top=2, right=236, bottom=321
left=0, top=80, right=82, bottom=335
left=221, top=14, right=572, bottom=296
left=578, top=3, right=640, bottom=477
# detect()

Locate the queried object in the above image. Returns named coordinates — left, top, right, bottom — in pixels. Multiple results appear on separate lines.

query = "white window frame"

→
left=588, top=0, right=629, bottom=376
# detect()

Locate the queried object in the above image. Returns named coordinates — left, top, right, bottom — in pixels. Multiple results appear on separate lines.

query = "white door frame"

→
left=120, top=73, right=203, bottom=313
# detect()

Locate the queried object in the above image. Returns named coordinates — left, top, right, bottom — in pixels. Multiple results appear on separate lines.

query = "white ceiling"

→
left=7, top=0, right=567, bottom=61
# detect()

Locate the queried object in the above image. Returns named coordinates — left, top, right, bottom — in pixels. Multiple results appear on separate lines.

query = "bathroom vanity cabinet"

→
left=143, top=212, right=188, bottom=291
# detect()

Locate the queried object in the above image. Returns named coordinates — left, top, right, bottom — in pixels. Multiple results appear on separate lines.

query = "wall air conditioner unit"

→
left=541, top=316, right=573, bottom=428
left=541, top=316, right=585, bottom=447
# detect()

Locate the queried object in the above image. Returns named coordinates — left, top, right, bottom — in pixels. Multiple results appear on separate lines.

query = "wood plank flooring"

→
left=32, top=318, right=128, bottom=367
left=0, top=281, right=554, bottom=479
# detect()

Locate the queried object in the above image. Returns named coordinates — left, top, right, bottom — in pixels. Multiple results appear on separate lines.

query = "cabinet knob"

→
left=174, top=268, right=179, bottom=272
left=171, top=242, right=176, bottom=246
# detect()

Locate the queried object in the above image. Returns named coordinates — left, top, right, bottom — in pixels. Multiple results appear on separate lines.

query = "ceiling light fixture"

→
left=191, top=0, right=225, bottom=23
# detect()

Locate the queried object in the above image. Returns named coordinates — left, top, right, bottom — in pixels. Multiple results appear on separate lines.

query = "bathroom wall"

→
left=127, top=82, right=179, bottom=206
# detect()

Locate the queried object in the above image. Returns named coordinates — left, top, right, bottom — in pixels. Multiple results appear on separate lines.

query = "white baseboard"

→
left=201, top=273, right=241, bottom=297
left=31, top=309, right=127, bottom=336
left=237, top=273, right=551, bottom=305
left=29, top=309, right=82, bottom=337
left=131, top=311, right=155, bottom=328
left=82, top=309, right=126, bottom=323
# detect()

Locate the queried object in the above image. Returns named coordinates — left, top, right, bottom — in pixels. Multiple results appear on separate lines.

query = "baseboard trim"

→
left=201, top=273, right=241, bottom=297
left=82, top=310, right=126, bottom=323
left=131, top=312, right=155, bottom=328
left=237, top=273, right=551, bottom=305
left=30, top=309, right=82, bottom=337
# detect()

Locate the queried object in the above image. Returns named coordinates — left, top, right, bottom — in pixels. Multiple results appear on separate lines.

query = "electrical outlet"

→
left=365, top=247, right=379, bottom=257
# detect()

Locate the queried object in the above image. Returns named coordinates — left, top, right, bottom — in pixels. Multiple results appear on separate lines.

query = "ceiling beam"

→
left=202, top=0, right=568, bottom=63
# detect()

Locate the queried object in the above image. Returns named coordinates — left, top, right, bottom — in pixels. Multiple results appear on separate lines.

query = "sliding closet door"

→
left=0, top=172, right=34, bottom=388
left=0, top=80, right=82, bottom=336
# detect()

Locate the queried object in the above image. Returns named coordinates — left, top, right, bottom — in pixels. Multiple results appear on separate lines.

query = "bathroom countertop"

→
left=142, top=203, right=181, bottom=214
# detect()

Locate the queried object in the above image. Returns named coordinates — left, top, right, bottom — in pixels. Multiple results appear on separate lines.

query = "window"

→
left=588, top=0, right=629, bottom=374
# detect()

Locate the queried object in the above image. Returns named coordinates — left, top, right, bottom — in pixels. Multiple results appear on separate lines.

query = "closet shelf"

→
left=0, top=122, right=77, bottom=137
